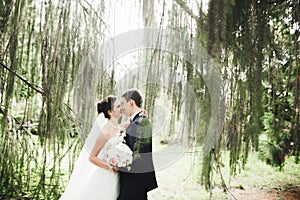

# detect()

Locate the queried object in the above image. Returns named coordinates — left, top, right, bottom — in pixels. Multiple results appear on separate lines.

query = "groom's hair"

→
left=122, top=89, right=143, bottom=108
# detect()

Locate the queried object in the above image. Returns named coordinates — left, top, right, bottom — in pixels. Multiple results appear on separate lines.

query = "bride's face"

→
left=111, top=100, right=123, bottom=119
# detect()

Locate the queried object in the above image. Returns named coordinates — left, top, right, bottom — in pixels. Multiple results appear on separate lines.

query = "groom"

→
left=118, top=89, right=158, bottom=200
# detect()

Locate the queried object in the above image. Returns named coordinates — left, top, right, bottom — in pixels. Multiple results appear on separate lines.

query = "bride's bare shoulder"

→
left=100, top=123, right=112, bottom=139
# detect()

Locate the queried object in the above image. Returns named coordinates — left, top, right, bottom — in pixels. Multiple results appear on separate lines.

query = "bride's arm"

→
left=89, top=132, right=111, bottom=170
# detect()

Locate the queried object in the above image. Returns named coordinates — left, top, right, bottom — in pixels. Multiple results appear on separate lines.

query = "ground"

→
left=148, top=144, right=300, bottom=200
left=230, top=185, right=300, bottom=200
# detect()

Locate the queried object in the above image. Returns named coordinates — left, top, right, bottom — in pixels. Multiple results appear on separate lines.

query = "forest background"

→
left=0, top=0, right=299, bottom=199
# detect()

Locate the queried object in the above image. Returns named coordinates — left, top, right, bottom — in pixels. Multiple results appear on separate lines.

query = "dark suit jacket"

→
left=118, top=113, right=158, bottom=196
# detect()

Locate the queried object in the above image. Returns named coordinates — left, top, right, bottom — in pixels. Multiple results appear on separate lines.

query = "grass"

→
left=148, top=143, right=300, bottom=200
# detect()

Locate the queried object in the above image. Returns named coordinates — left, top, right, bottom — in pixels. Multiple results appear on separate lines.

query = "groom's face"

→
left=121, top=97, right=131, bottom=117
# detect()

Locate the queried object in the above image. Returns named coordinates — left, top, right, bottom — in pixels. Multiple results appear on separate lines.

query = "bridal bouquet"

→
left=103, top=133, right=133, bottom=170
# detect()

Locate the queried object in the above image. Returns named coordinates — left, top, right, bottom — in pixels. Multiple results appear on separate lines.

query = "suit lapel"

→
left=126, top=111, right=142, bottom=150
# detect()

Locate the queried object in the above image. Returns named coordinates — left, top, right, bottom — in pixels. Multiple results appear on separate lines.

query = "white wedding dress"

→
left=59, top=113, right=119, bottom=200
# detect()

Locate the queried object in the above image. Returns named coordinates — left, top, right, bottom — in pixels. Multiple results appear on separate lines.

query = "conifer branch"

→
left=0, top=62, right=44, bottom=94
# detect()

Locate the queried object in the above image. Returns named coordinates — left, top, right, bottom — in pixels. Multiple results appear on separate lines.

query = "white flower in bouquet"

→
left=103, top=134, right=133, bottom=170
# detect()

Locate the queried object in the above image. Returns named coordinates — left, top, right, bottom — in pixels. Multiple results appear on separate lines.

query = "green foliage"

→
left=201, top=150, right=213, bottom=191
left=0, top=0, right=108, bottom=198
left=0, top=0, right=299, bottom=198
left=259, top=111, right=293, bottom=169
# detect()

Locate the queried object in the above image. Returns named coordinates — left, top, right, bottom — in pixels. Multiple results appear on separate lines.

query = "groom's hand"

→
left=139, top=109, right=148, bottom=117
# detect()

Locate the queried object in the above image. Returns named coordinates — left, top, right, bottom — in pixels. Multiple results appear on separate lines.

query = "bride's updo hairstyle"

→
left=97, top=95, right=117, bottom=119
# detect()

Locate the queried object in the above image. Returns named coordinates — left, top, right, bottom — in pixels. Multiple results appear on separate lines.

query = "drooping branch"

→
left=174, top=0, right=200, bottom=21
left=0, top=62, right=44, bottom=94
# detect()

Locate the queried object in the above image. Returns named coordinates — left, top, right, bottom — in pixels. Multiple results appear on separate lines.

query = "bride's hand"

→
left=139, top=109, right=147, bottom=117
left=105, top=165, right=118, bottom=173
left=111, top=167, right=118, bottom=173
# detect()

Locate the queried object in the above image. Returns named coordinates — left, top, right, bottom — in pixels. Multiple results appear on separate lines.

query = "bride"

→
left=60, top=95, right=126, bottom=200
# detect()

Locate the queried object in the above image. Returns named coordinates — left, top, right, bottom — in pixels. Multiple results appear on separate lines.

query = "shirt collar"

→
left=130, top=110, right=142, bottom=122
